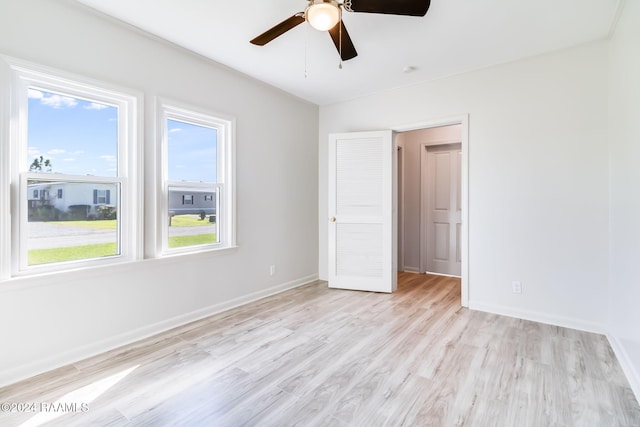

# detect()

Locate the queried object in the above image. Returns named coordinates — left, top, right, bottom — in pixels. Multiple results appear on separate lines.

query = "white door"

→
left=425, top=144, right=462, bottom=276
left=328, top=131, right=397, bottom=293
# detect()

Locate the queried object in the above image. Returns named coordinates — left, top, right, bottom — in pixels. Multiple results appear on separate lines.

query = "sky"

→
left=27, top=88, right=217, bottom=182
left=28, top=88, right=118, bottom=176
left=167, top=119, right=217, bottom=182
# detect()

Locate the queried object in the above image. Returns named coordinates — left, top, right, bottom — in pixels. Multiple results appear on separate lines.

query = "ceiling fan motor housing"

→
left=306, top=0, right=341, bottom=31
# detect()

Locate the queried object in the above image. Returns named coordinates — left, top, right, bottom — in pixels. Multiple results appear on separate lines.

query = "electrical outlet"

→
left=270, top=265, right=276, bottom=276
left=512, top=281, right=522, bottom=294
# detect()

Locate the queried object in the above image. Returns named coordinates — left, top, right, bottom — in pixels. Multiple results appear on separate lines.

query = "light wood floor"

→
left=1, top=273, right=639, bottom=426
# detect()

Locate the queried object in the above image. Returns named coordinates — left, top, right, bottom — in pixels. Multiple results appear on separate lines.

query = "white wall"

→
left=608, top=0, right=640, bottom=399
left=395, top=125, right=461, bottom=272
left=320, top=41, right=610, bottom=331
left=0, top=0, right=318, bottom=386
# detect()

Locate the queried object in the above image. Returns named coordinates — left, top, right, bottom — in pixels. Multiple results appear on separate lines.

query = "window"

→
left=159, top=101, right=235, bottom=254
left=4, top=61, right=141, bottom=276
left=94, top=189, right=110, bottom=204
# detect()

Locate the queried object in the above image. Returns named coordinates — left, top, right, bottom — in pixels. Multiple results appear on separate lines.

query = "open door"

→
left=328, top=131, right=397, bottom=293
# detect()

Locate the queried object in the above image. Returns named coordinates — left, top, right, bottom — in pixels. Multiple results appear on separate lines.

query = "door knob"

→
left=329, top=216, right=336, bottom=222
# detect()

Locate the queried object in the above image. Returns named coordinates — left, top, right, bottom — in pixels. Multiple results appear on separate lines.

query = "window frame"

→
left=156, top=100, right=236, bottom=256
left=3, top=58, right=143, bottom=277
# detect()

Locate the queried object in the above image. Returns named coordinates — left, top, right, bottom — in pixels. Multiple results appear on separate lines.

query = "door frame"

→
left=392, top=115, right=469, bottom=307
left=397, top=144, right=405, bottom=273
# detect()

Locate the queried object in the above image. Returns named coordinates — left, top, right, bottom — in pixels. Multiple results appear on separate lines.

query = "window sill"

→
left=149, top=245, right=240, bottom=264
left=0, top=245, right=240, bottom=293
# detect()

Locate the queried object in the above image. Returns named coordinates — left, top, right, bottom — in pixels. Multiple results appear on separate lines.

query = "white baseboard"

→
left=607, top=333, right=640, bottom=403
left=0, top=274, right=318, bottom=388
left=468, top=300, right=604, bottom=334
left=402, top=266, right=421, bottom=274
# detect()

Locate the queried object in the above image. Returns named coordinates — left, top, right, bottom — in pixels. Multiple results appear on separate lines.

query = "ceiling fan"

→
left=250, top=0, right=431, bottom=61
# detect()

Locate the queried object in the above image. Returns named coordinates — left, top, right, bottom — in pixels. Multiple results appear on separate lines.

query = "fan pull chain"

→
left=304, top=22, right=308, bottom=78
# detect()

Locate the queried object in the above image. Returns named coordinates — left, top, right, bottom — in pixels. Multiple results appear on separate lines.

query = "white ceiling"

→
left=75, top=0, right=620, bottom=106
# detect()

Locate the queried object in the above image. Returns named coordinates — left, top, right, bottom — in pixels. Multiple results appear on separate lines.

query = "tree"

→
left=29, top=155, right=53, bottom=172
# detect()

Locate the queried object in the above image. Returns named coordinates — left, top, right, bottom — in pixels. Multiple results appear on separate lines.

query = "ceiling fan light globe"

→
left=307, top=2, right=340, bottom=31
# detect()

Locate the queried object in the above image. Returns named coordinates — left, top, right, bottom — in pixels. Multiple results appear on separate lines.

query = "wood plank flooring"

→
left=1, top=272, right=639, bottom=426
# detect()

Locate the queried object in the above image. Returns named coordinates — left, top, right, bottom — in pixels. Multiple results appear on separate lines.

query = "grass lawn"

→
left=29, top=242, right=118, bottom=265
left=168, top=233, right=217, bottom=248
left=170, top=215, right=215, bottom=227
left=29, top=234, right=218, bottom=264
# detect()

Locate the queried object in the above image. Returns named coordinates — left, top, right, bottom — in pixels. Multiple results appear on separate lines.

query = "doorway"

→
left=392, top=116, right=468, bottom=306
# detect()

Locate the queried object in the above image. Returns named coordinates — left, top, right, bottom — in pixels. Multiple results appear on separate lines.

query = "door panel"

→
left=435, top=152, right=451, bottom=210
left=434, top=222, right=450, bottom=260
left=425, top=144, right=462, bottom=276
left=329, top=131, right=396, bottom=293
left=336, top=223, right=383, bottom=277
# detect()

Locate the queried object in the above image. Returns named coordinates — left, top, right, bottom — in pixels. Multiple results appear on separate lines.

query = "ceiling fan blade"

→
left=328, top=20, right=358, bottom=61
left=348, top=0, right=431, bottom=16
left=250, top=13, right=305, bottom=46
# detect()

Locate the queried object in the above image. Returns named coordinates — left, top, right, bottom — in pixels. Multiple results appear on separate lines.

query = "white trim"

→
left=607, top=333, right=640, bottom=403
left=402, top=266, right=421, bottom=274
left=156, top=97, right=237, bottom=258
left=0, top=274, right=319, bottom=388
left=1, top=56, right=143, bottom=279
left=396, top=143, right=405, bottom=273
left=425, top=271, right=462, bottom=279
left=0, top=60, right=11, bottom=281
left=391, top=115, right=470, bottom=307
left=469, top=300, right=604, bottom=334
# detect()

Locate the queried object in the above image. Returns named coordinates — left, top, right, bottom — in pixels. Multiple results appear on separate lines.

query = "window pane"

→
left=27, top=88, right=118, bottom=177
left=167, top=119, right=217, bottom=182
left=168, top=187, right=218, bottom=248
left=27, top=179, right=120, bottom=266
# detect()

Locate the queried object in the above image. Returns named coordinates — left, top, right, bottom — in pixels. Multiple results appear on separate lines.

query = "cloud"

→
left=169, top=128, right=182, bottom=133
left=28, top=89, right=43, bottom=99
left=85, top=102, right=109, bottom=110
left=47, top=149, right=66, bottom=155
left=70, top=150, right=85, bottom=155
left=45, top=95, right=77, bottom=109
left=62, top=158, right=76, bottom=162
left=30, top=90, right=78, bottom=109
left=28, top=146, right=41, bottom=158
left=100, top=155, right=117, bottom=167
